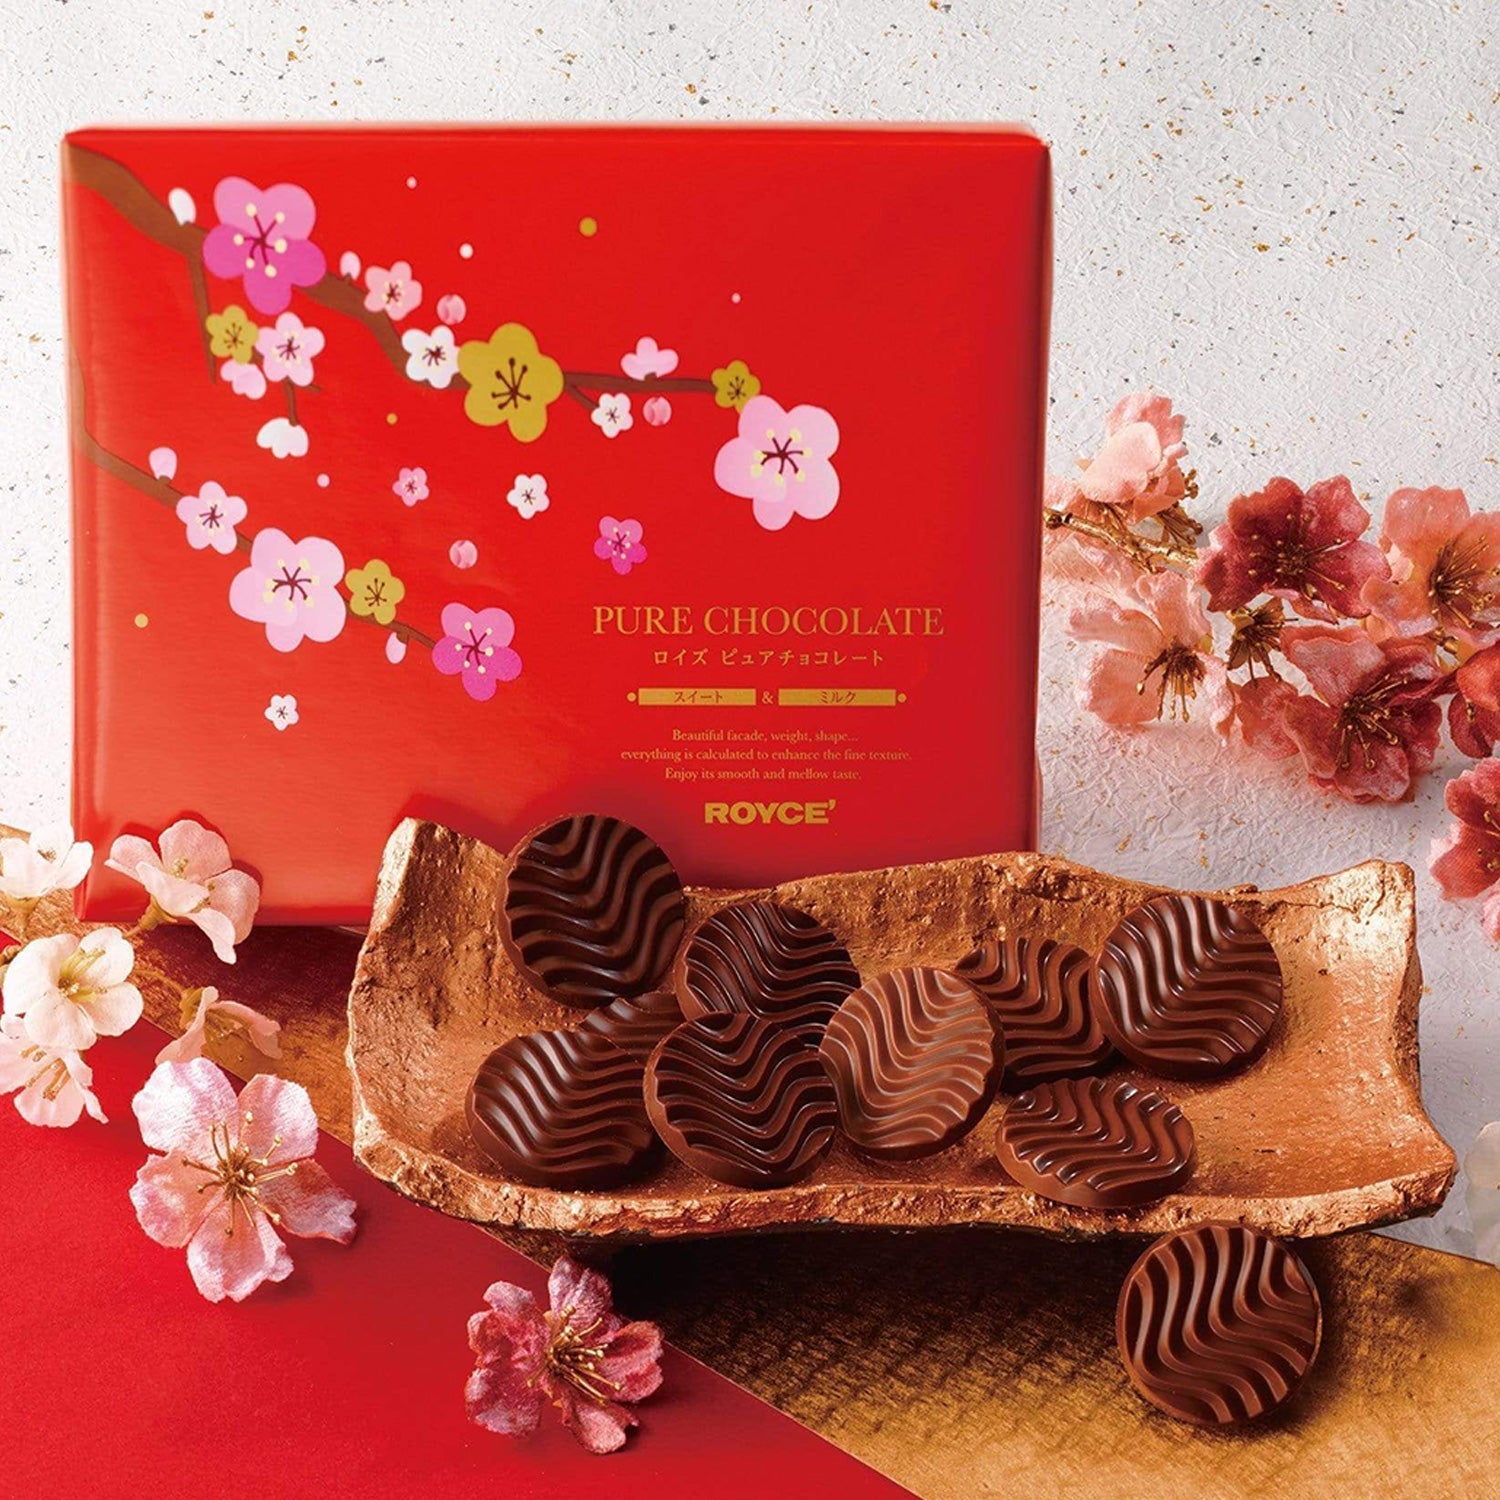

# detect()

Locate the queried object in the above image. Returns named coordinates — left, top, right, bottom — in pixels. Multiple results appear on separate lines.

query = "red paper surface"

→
left=65, top=125, right=1050, bottom=923
left=0, top=1020, right=910, bottom=1499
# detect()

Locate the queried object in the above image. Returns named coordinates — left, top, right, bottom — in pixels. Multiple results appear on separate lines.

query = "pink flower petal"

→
left=106, top=834, right=163, bottom=878
left=158, top=819, right=232, bottom=882
left=186, top=1196, right=293, bottom=1303
left=132, top=1057, right=238, bottom=1155
left=598, top=1320, right=665, bottom=1403
left=130, top=1152, right=215, bottom=1248
left=566, top=1399, right=636, bottom=1454
left=236, top=1072, right=320, bottom=1164
left=465, top=1356, right=545, bottom=1437
left=549, top=1256, right=614, bottom=1328
left=256, top=1160, right=357, bottom=1242
left=1077, top=647, right=1160, bottom=728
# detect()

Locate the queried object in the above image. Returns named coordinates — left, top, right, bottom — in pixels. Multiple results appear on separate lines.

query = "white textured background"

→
left=0, top=0, right=1494, bottom=1254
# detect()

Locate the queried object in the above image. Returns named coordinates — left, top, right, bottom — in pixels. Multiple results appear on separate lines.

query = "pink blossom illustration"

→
left=201, top=178, right=327, bottom=317
left=714, top=395, right=840, bottom=531
left=393, top=466, right=429, bottom=505
left=255, top=312, right=324, bottom=386
left=642, top=395, right=672, bottom=427
left=594, top=517, right=647, bottom=575
left=219, top=360, right=266, bottom=400
left=436, top=294, right=467, bottom=326
left=175, top=480, right=247, bottom=556
left=432, top=603, right=523, bottom=701
left=621, top=336, right=678, bottom=379
left=228, top=527, right=347, bottom=653
left=364, top=261, right=423, bottom=320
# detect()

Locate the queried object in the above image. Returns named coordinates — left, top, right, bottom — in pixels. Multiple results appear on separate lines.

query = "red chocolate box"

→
left=64, top=125, right=1051, bottom=923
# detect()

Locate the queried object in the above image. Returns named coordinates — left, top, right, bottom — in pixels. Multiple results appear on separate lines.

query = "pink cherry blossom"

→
left=1233, top=674, right=1300, bottom=760
left=466, top=1255, right=663, bottom=1454
left=432, top=603, right=523, bottom=702
left=0, top=1016, right=106, bottom=1127
left=2, top=928, right=142, bottom=1053
left=642, top=395, right=672, bottom=426
left=228, top=527, right=347, bottom=653
left=621, top=336, right=678, bottom=380
left=1195, top=475, right=1388, bottom=622
left=1068, top=392, right=1189, bottom=521
left=175, top=480, right=247, bottom=556
left=130, top=1059, right=356, bottom=1303
left=255, top=312, right=325, bottom=386
left=594, top=517, right=647, bottom=576
left=219, top=359, right=266, bottom=399
left=201, top=178, right=327, bottom=317
left=1364, top=487, right=1500, bottom=648
left=1065, top=569, right=1234, bottom=734
left=1448, top=643, right=1500, bottom=757
left=155, top=985, right=282, bottom=1067
left=106, top=819, right=261, bottom=965
left=714, top=395, right=840, bottom=531
left=1430, top=759, right=1500, bottom=938
left=393, top=466, right=429, bottom=505
left=363, top=261, right=423, bottom=320
left=436, top=294, right=467, bottom=326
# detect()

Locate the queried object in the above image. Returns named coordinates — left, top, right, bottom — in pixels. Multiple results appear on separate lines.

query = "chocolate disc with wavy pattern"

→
left=1093, top=893, right=1284, bottom=1079
left=466, top=1029, right=659, bottom=1189
left=678, top=899, right=859, bottom=1031
left=501, top=814, right=687, bottom=1008
left=645, top=1013, right=838, bottom=1188
left=577, top=989, right=684, bottom=1059
left=819, top=967, right=1002, bottom=1160
left=953, top=937, right=1113, bottom=1086
left=1117, top=1223, right=1322, bottom=1425
left=996, top=1076, right=1196, bottom=1208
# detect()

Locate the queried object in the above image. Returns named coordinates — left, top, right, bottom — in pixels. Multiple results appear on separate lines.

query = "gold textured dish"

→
left=347, top=819, right=1455, bottom=1241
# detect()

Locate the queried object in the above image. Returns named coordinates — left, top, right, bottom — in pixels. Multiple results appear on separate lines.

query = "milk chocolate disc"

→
left=466, top=1030, right=658, bottom=1189
left=677, top=899, right=858, bottom=1031
left=1117, top=1223, right=1322, bottom=1426
left=953, top=937, right=1113, bottom=1086
left=577, top=990, right=683, bottom=1060
left=996, top=1076, right=1196, bottom=1209
left=1093, top=893, right=1283, bottom=1079
left=819, top=967, right=1002, bottom=1161
left=501, top=814, right=687, bottom=1008
left=645, top=1013, right=838, bottom=1188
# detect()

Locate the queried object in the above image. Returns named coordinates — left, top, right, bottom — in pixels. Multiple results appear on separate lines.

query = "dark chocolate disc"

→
left=952, top=936, right=1113, bottom=1086
left=1093, top=893, right=1283, bottom=1079
left=501, top=814, right=687, bottom=1008
left=577, top=990, right=683, bottom=1060
left=644, top=1013, right=837, bottom=1188
left=819, top=966, right=1002, bottom=1161
left=677, top=899, right=858, bottom=1031
left=466, top=1029, right=658, bottom=1189
left=1117, top=1223, right=1322, bottom=1426
left=996, top=1076, right=1196, bottom=1209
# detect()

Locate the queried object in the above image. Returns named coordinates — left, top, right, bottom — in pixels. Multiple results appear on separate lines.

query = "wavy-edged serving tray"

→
left=347, top=819, right=1455, bottom=1242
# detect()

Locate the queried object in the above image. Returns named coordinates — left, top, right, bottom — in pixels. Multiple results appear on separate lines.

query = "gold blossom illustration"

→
left=711, top=359, right=760, bottom=411
left=344, top=558, right=406, bottom=625
left=205, top=304, right=260, bottom=364
left=457, top=323, right=565, bottom=442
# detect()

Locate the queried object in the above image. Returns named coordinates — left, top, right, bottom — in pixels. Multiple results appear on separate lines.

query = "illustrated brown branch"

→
left=67, top=347, right=436, bottom=651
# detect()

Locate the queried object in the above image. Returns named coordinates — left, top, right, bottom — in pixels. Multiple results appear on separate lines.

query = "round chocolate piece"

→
left=466, top=1029, right=658, bottom=1189
left=1093, top=893, right=1283, bottom=1079
left=645, top=1013, right=837, bottom=1188
left=953, top=936, right=1113, bottom=1087
left=577, top=990, right=683, bottom=1060
left=819, top=966, right=1002, bottom=1161
left=677, top=899, right=858, bottom=1031
left=996, top=1076, right=1196, bottom=1209
left=501, top=814, right=687, bottom=1008
left=1117, top=1223, right=1322, bottom=1426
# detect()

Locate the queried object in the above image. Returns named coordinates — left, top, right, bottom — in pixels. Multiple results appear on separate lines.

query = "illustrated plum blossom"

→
left=711, top=359, right=760, bottom=411
left=449, top=539, right=478, bottom=569
left=201, top=177, right=327, bottom=317
left=432, top=603, right=523, bottom=702
left=255, top=417, right=309, bottom=459
left=155, top=985, right=281, bottom=1067
left=591, top=392, right=633, bottom=438
left=0, top=823, right=93, bottom=905
left=401, top=324, right=460, bottom=389
left=344, top=559, right=406, bottom=626
left=621, top=336, right=678, bottom=379
left=458, top=324, right=565, bottom=442
left=1429, top=759, right=1500, bottom=938
left=642, top=395, right=672, bottom=427
left=130, top=1059, right=357, bottom=1303
left=0, top=1015, right=106, bottom=1128
left=229, top=527, right=347, bottom=653
left=393, top=466, right=429, bottom=505
left=205, top=304, right=259, bottom=363
left=175, top=480, right=247, bottom=556
left=148, top=447, right=178, bottom=481
left=466, top=1255, right=663, bottom=1454
left=338, top=250, right=361, bottom=279
left=2, top=928, right=143, bottom=1053
left=220, top=360, right=266, bottom=400
left=264, top=693, right=299, bottom=731
left=363, top=260, right=423, bottom=320
left=255, top=312, right=324, bottom=386
left=436, top=294, right=467, bottom=326
left=1066, top=569, right=1234, bottom=734
left=1447, top=643, right=1500, bottom=757
left=107, top=819, right=262, bottom=965
left=714, top=395, right=841, bottom=532
left=1364, top=487, right=1500, bottom=648
left=506, top=473, right=549, bottom=519
left=1466, top=1124, right=1500, bottom=1265
left=594, top=517, right=647, bottom=576
left=1196, top=476, right=1388, bottom=622
left=385, top=635, right=407, bottom=665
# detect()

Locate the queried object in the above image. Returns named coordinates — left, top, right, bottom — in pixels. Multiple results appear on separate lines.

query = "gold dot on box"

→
left=579, top=215, right=598, bottom=237
left=133, top=613, right=148, bottom=629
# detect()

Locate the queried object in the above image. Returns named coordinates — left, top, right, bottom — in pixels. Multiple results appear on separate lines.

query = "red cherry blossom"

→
left=1430, top=759, right=1500, bottom=938
left=1446, top=643, right=1500, bottom=757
